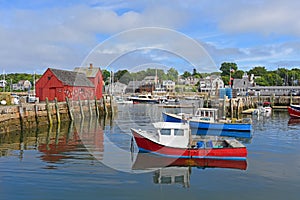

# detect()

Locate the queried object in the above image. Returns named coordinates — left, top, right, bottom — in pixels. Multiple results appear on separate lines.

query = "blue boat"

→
left=162, top=108, right=252, bottom=138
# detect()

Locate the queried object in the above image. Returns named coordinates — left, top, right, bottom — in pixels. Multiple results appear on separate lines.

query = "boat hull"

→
left=162, top=112, right=252, bottom=138
left=132, top=99, right=160, bottom=104
left=288, top=105, right=300, bottom=118
left=131, top=129, right=247, bottom=160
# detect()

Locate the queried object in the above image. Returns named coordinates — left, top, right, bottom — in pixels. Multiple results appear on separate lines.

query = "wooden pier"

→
left=0, top=95, right=116, bottom=134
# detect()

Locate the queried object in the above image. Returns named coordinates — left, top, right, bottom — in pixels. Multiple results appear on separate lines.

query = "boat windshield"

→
left=160, top=129, right=171, bottom=135
left=174, top=129, right=184, bottom=136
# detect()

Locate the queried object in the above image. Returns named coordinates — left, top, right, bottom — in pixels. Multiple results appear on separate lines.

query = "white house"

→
left=232, top=73, right=251, bottom=96
left=179, top=76, right=200, bottom=85
left=0, top=80, right=7, bottom=88
left=106, top=82, right=127, bottom=95
left=162, top=80, right=175, bottom=92
left=199, top=75, right=224, bottom=94
left=12, top=80, right=32, bottom=91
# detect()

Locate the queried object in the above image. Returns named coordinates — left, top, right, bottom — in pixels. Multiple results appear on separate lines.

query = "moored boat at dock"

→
left=162, top=108, right=252, bottom=138
left=128, top=94, right=160, bottom=104
left=131, top=122, right=247, bottom=160
left=288, top=104, right=300, bottom=118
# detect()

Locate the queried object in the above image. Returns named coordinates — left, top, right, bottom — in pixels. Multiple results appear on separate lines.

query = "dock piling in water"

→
left=94, top=96, right=99, bottom=117
left=66, top=97, right=74, bottom=121
left=45, top=97, right=53, bottom=126
left=79, top=97, right=85, bottom=119
left=54, top=98, right=61, bottom=124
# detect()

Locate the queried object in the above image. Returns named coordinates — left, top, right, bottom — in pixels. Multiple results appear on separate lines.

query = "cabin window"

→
left=161, top=176, right=172, bottom=184
left=175, top=176, right=184, bottom=183
left=174, top=129, right=184, bottom=136
left=160, top=129, right=171, bottom=135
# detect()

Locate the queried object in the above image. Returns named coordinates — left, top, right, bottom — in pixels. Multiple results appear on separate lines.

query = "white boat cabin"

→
left=191, top=108, right=218, bottom=122
left=153, top=122, right=190, bottom=148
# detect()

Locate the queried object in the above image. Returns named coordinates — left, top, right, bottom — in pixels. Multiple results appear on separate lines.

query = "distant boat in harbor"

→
left=128, top=94, right=160, bottom=104
left=258, top=102, right=272, bottom=113
left=115, top=96, right=133, bottom=104
left=185, top=95, right=201, bottom=100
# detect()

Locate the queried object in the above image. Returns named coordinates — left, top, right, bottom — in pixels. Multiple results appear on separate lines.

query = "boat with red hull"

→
left=288, top=104, right=300, bottom=118
left=131, top=122, right=247, bottom=160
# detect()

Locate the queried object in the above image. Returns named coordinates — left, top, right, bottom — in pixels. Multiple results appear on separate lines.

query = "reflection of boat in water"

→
left=153, top=167, right=191, bottom=188
left=132, top=153, right=247, bottom=188
left=132, top=153, right=247, bottom=170
left=288, top=118, right=300, bottom=125
left=162, top=108, right=252, bottom=138
left=131, top=122, right=247, bottom=160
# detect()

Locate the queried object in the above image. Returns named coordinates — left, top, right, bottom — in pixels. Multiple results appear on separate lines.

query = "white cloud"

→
left=207, top=0, right=300, bottom=36
left=1, top=0, right=300, bottom=73
left=0, top=3, right=189, bottom=72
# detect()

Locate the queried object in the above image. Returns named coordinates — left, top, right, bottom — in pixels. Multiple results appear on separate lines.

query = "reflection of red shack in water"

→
left=38, top=124, right=104, bottom=163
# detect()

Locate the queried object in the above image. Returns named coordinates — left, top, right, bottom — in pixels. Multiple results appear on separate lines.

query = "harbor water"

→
left=1, top=103, right=300, bottom=200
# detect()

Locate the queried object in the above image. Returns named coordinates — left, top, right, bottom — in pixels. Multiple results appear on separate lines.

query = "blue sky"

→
left=1, top=0, right=300, bottom=74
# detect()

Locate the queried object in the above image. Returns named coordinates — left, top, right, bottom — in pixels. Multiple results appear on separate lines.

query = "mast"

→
left=33, top=71, right=36, bottom=95
left=3, top=69, right=5, bottom=92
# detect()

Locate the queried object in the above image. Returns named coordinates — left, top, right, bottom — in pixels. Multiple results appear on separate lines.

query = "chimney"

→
left=89, top=63, right=93, bottom=69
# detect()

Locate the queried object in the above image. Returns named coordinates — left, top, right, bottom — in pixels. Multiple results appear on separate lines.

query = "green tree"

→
left=219, top=62, right=238, bottom=76
left=221, top=76, right=230, bottom=86
left=254, top=77, right=268, bottom=86
left=248, top=66, right=267, bottom=76
left=166, top=67, right=179, bottom=82
left=182, top=71, right=191, bottom=78
left=114, top=70, right=129, bottom=82
left=232, top=70, right=244, bottom=79
left=102, top=69, right=110, bottom=84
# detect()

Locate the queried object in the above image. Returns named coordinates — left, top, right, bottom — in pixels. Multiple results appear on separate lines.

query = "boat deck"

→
left=191, top=135, right=245, bottom=148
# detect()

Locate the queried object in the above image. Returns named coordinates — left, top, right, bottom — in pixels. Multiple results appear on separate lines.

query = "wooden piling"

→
left=94, top=96, right=99, bottom=117
left=34, top=103, right=39, bottom=125
left=271, top=94, right=275, bottom=107
left=223, top=95, right=226, bottom=119
left=290, top=93, right=293, bottom=105
left=88, top=98, right=93, bottom=117
left=103, top=96, right=108, bottom=115
left=237, top=98, right=241, bottom=119
left=109, top=95, right=114, bottom=114
left=55, top=123, right=60, bottom=145
left=54, top=98, right=61, bottom=124
left=66, top=97, right=74, bottom=121
left=230, top=98, right=234, bottom=120
left=18, top=105, right=24, bottom=127
left=79, top=97, right=84, bottom=119
left=45, top=98, right=53, bottom=126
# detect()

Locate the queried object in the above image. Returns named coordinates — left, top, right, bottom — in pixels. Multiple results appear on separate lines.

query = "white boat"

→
left=128, top=94, right=160, bottom=104
left=258, top=102, right=272, bottom=113
left=115, top=96, right=133, bottom=104
left=185, top=95, right=200, bottom=100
